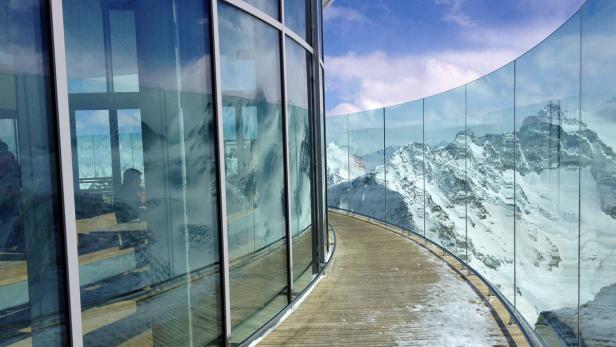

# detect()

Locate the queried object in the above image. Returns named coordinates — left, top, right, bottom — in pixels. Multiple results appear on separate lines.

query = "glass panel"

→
left=515, top=13, right=580, bottom=345
left=285, top=38, right=314, bottom=296
left=109, top=10, right=139, bottom=92
left=64, top=0, right=107, bottom=93
left=64, top=0, right=222, bottom=345
left=218, top=3, right=288, bottom=343
left=466, top=63, right=515, bottom=303
left=384, top=101, right=424, bottom=234
left=423, top=87, right=466, bottom=257
left=318, top=0, right=323, bottom=59
left=285, top=0, right=309, bottom=42
left=244, top=0, right=279, bottom=20
left=346, top=109, right=385, bottom=220
left=580, top=1, right=616, bottom=345
left=117, top=109, right=144, bottom=175
left=325, top=114, right=348, bottom=192
left=75, top=110, right=112, bottom=189
left=0, top=1, right=69, bottom=345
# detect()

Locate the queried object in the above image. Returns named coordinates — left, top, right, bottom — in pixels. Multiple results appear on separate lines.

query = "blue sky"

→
left=323, top=0, right=585, bottom=115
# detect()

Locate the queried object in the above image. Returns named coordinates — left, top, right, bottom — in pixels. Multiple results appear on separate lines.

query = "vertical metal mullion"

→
left=577, top=10, right=583, bottom=345
left=280, top=0, right=294, bottom=303
left=209, top=1, right=231, bottom=344
left=422, top=98, right=426, bottom=239
left=49, top=0, right=83, bottom=346
left=464, top=85, right=468, bottom=264
left=513, top=59, right=517, bottom=312
left=346, top=114, right=350, bottom=181
left=383, top=107, right=386, bottom=222
left=309, top=0, right=326, bottom=267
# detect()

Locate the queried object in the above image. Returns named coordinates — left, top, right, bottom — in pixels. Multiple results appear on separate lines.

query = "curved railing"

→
left=326, top=0, right=616, bottom=345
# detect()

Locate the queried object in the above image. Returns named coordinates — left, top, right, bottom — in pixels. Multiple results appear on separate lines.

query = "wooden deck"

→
left=259, top=211, right=529, bottom=346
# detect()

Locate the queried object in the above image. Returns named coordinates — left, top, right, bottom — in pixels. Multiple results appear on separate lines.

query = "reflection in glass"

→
left=244, top=0, right=279, bottom=20
left=75, top=110, right=112, bottom=188
left=285, top=0, right=310, bottom=42
left=580, top=1, right=616, bottom=344
left=64, top=0, right=223, bottom=345
left=286, top=38, right=315, bottom=295
left=423, top=87, right=466, bottom=257
left=466, top=63, right=515, bottom=303
left=218, top=3, right=288, bottom=342
left=118, top=109, right=144, bottom=175
left=515, top=13, right=580, bottom=345
left=0, top=1, right=69, bottom=345
left=384, top=101, right=424, bottom=234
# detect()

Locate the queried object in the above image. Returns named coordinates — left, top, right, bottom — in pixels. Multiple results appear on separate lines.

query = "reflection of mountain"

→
left=327, top=103, right=616, bottom=342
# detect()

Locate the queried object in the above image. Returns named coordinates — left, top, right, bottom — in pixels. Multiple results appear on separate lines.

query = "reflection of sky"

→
left=219, top=3, right=280, bottom=103
left=75, top=109, right=142, bottom=136
left=0, top=119, right=17, bottom=154
left=75, top=110, right=110, bottom=136
left=118, top=109, right=142, bottom=133
left=221, top=60, right=256, bottom=92
left=286, top=37, right=309, bottom=109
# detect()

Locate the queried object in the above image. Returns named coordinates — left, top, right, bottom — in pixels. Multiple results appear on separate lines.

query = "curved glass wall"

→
left=219, top=2, right=288, bottom=341
left=0, top=0, right=327, bottom=345
left=285, top=37, right=315, bottom=295
left=0, top=1, right=69, bottom=345
left=326, top=0, right=616, bottom=345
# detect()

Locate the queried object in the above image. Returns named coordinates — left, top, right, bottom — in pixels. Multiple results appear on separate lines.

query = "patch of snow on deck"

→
left=393, top=246, right=507, bottom=346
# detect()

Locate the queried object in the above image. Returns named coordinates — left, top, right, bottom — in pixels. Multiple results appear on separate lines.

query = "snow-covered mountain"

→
left=327, top=102, right=616, bottom=344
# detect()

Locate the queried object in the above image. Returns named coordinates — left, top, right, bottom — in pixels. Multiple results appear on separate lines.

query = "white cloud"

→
left=325, top=3, right=583, bottom=116
left=434, top=0, right=475, bottom=27
left=323, top=5, right=371, bottom=24
left=326, top=48, right=516, bottom=116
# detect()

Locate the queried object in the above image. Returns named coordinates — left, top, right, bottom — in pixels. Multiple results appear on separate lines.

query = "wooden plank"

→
left=260, top=212, right=529, bottom=346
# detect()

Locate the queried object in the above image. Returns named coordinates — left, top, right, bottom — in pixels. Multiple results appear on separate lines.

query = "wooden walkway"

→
left=259, top=212, right=528, bottom=346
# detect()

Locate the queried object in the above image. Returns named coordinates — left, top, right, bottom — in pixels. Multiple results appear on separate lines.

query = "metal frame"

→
left=279, top=0, right=295, bottom=304
left=49, top=0, right=84, bottom=345
left=44, top=0, right=326, bottom=345
left=209, top=0, right=233, bottom=344
left=309, top=0, right=325, bottom=267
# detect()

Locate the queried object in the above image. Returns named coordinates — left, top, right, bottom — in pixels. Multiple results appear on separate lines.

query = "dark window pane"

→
left=63, top=0, right=222, bottom=345
left=0, top=1, right=69, bottom=345
left=218, top=3, right=288, bottom=343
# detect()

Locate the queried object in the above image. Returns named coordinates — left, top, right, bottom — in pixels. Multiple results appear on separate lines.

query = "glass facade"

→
left=0, top=1, right=69, bottom=345
left=326, top=1, right=616, bottom=345
left=384, top=100, right=424, bottom=234
left=0, top=0, right=327, bottom=346
left=285, top=37, right=315, bottom=295
left=219, top=2, right=287, bottom=341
